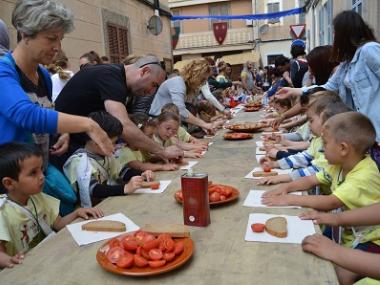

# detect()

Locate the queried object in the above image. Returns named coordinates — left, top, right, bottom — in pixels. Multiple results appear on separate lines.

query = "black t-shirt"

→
left=55, top=64, right=132, bottom=116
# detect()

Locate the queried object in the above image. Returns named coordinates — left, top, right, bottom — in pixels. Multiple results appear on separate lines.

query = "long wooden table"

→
left=0, top=110, right=339, bottom=285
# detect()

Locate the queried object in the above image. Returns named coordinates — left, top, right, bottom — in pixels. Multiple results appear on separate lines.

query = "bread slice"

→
left=81, top=220, right=126, bottom=232
left=252, top=171, right=278, bottom=177
left=265, top=217, right=287, bottom=238
left=141, top=181, right=160, bottom=189
left=142, top=224, right=190, bottom=238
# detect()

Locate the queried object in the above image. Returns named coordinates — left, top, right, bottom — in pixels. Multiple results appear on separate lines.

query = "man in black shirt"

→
left=55, top=55, right=183, bottom=165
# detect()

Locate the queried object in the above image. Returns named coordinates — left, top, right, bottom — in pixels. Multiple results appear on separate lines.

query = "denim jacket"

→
left=304, top=42, right=380, bottom=141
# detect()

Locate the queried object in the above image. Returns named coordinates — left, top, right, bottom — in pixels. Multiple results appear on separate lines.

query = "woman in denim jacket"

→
left=275, top=10, right=380, bottom=164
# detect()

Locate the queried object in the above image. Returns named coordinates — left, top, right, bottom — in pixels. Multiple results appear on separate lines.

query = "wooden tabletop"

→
left=0, top=110, right=339, bottom=285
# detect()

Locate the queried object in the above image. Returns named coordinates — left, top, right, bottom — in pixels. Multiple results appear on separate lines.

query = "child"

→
left=63, top=111, right=152, bottom=208
left=116, top=113, right=178, bottom=172
left=0, top=142, right=103, bottom=269
left=262, top=112, right=380, bottom=251
left=258, top=93, right=349, bottom=185
left=300, top=203, right=380, bottom=284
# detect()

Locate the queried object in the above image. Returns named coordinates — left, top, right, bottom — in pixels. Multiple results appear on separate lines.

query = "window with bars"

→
left=352, top=0, right=363, bottom=15
left=267, top=2, right=280, bottom=24
left=208, top=2, right=231, bottom=30
left=107, top=23, right=129, bottom=63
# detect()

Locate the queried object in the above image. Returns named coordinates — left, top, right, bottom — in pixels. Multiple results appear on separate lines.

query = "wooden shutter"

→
left=107, top=23, right=129, bottom=63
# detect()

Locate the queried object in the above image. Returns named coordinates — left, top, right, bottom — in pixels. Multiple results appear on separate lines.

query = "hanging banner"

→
left=171, top=7, right=304, bottom=21
left=213, top=22, right=228, bottom=45
left=171, top=26, right=180, bottom=49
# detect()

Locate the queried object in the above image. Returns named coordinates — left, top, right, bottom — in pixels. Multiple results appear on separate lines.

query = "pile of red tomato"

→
left=175, top=184, right=233, bottom=203
left=106, top=230, right=184, bottom=269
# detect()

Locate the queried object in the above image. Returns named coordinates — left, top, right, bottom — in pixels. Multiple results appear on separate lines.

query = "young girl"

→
left=116, top=113, right=179, bottom=172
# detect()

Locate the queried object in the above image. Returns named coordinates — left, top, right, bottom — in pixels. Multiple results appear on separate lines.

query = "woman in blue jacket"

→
left=0, top=0, right=113, bottom=214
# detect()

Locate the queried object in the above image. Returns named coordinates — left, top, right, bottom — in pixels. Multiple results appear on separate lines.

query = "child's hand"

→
left=261, top=194, right=290, bottom=206
left=259, top=156, right=278, bottom=168
left=142, top=170, right=154, bottom=182
left=302, top=234, right=339, bottom=261
left=261, top=185, right=289, bottom=197
left=162, top=163, right=179, bottom=171
left=0, top=251, right=24, bottom=269
left=76, top=207, right=104, bottom=220
left=266, top=147, right=279, bottom=159
left=184, top=150, right=202, bottom=159
left=299, top=210, right=339, bottom=226
left=256, top=174, right=290, bottom=186
left=124, top=176, right=143, bottom=194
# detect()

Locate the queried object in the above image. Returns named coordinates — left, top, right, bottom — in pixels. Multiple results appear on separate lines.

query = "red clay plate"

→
left=174, top=184, right=240, bottom=206
left=96, top=234, right=194, bottom=277
left=224, top=132, right=253, bottom=140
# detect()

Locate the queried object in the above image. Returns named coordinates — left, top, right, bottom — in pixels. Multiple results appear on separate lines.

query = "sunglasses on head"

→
left=139, top=61, right=165, bottom=70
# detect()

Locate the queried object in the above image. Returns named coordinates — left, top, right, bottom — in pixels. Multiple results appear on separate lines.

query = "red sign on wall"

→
left=213, top=22, right=228, bottom=45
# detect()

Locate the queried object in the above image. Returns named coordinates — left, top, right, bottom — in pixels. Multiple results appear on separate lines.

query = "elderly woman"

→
left=149, top=59, right=219, bottom=133
left=0, top=0, right=113, bottom=213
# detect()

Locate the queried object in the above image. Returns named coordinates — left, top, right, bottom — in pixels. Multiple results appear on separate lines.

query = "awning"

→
left=221, top=51, right=260, bottom=65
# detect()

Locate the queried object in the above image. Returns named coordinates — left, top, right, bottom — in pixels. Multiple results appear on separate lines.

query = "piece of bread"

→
left=265, top=217, right=287, bottom=238
left=141, top=181, right=160, bottom=189
left=142, top=224, right=190, bottom=238
left=252, top=171, right=278, bottom=177
left=81, top=220, right=126, bottom=232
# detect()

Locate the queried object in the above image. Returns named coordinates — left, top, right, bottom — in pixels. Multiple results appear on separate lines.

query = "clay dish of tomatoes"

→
left=225, top=122, right=265, bottom=133
left=223, top=132, right=253, bottom=140
left=174, top=183, right=239, bottom=206
left=96, top=230, right=194, bottom=277
left=244, top=106, right=261, bottom=112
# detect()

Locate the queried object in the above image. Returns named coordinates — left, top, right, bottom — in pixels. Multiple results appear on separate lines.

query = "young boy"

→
left=258, top=93, right=349, bottom=186
left=0, top=142, right=103, bottom=269
left=262, top=112, right=380, bottom=250
left=300, top=203, right=380, bottom=284
left=63, top=111, right=152, bottom=208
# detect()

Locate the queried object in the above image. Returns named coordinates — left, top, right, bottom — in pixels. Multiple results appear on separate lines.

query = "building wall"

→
left=0, top=0, right=172, bottom=71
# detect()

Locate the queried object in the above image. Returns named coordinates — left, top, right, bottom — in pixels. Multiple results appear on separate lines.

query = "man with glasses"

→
left=54, top=55, right=183, bottom=167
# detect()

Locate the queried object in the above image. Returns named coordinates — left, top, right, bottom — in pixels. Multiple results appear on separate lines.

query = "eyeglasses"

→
left=139, top=61, right=165, bottom=70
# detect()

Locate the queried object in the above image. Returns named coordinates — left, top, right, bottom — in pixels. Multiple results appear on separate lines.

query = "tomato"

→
left=116, top=252, right=134, bottom=268
left=209, top=191, right=221, bottom=202
left=163, top=238, right=175, bottom=252
left=109, top=239, right=122, bottom=248
left=174, top=241, right=184, bottom=255
left=143, top=233, right=156, bottom=243
left=150, top=182, right=160, bottom=190
left=148, top=259, right=166, bottom=268
left=220, top=195, right=226, bottom=201
left=106, top=247, right=125, bottom=264
left=175, top=191, right=183, bottom=201
left=142, top=238, right=160, bottom=251
left=140, top=248, right=151, bottom=260
left=158, top=233, right=171, bottom=242
left=134, top=254, right=148, bottom=267
left=221, top=187, right=232, bottom=197
left=263, top=166, right=272, bottom=173
left=122, top=237, right=140, bottom=252
left=134, top=230, right=146, bottom=241
left=251, top=223, right=265, bottom=233
left=149, top=248, right=163, bottom=261
left=163, top=251, right=176, bottom=262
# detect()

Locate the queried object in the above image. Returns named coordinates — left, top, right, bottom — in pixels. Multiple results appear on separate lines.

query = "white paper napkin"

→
left=67, top=213, right=139, bottom=246
left=180, top=160, right=198, bottom=170
left=244, top=213, right=315, bottom=244
left=245, top=167, right=292, bottom=180
left=256, top=141, right=264, bottom=147
left=134, top=180, right=171, bottom=194
left=243, top=190, right=302, bottom=208
left=256, top=148, right=266, bottom=155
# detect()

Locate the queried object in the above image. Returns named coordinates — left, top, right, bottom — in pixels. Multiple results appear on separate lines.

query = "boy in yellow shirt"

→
left=262, top=112, right=380, bottom=250
left=0, top=142, right=103, bottom=268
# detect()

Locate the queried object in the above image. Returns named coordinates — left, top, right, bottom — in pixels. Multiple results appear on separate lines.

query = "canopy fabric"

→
left=221, top=52, right=260, bottom=65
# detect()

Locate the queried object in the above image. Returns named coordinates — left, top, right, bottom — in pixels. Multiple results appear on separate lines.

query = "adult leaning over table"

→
left=149, top=59, right=219, bottom=133
left=0, top=0, right=113, bottom=213
left=55, top=54, right=184, bottom=166
left=274, top=10, right=380, bottom=166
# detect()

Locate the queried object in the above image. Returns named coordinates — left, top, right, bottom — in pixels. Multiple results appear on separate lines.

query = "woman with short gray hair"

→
left=0, top=0, right=113, bottom=218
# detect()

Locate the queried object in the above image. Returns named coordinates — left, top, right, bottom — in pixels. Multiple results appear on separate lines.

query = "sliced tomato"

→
left=142, top=238, right=160, bottom=251
left=140, top=248, right=151, bottom=260
left=122, top=237, right=140, bottom=252
left=221, top=187, right=232, bottom=197
left=263, top=166, right=272, bottom=173
left=109, top=239, right=122, bottom=248
left=163, top=251, right=176, bottom=262
left=157, top=233, right=171, bottom=242
left=106, top=247, right=125, bottom=264
left=174, top=241, right=184, bottom=255
left=150, top=182, right=160, bottom=190
left=149, top=259, right=166, bottom=268
left=143, top=233, right=156, bottom=243
left=163, top=238, right=175, bottom=252
left=209, top=191, right=221, bottom=202
left=134, top=254, right=148, bottom=267
left=251, top=223, right=265, bottom=233
left=149, top=248, right=163, bottom=261
left=116, top=252, right=134, bottom=268
left=175, top=191, right=183, bottom=201
left=220, top=195, right=227, bottom=201
left=134, top=230, right=147, bottom=241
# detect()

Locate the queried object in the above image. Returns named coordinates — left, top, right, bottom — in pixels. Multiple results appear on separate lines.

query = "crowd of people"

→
left=0, top=1, right=380, bottom=284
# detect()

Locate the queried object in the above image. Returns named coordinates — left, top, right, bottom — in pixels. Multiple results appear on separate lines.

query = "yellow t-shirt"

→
left=176, top=127, right=192, bottom=143
left=316, top=155, right=380, bottom=247
left=153, top=134, right=174, bottom=147
left=116, top=146, right=147, bottom=164
left=354, top=277, right=380, bottom=285
left=0, top=193, right=59, bottom=255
